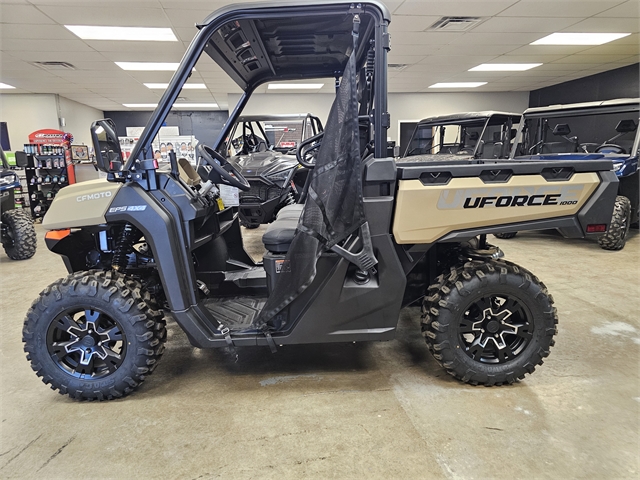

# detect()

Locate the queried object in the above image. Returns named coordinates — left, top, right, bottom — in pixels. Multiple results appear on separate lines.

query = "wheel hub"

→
left=47, top=308, right=126, bottom=378
left=460, top=295, right=533, bottom=364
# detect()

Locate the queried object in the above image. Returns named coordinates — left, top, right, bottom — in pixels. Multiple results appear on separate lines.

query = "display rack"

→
left=23, top=130, right=75, bottom=219
left=24, top=154, right=70, bottom=218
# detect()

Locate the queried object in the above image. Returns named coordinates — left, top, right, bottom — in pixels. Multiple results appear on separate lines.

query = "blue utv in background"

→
left=496, top=98, right=639, bottom=250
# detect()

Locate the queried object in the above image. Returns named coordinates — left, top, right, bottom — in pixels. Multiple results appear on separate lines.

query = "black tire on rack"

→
left=493, top=232, right=518, bottom=240
left=421, top=259, right=557, bottom=386
left=22, top=270, right=167, bottom=401
left=598, top=195, right=631, bottom=251
left=1, top=209, right=37, bottom=260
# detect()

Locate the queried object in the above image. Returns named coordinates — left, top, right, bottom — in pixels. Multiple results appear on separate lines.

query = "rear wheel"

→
left=22, top=271, right=166, bottom=401
left=1, top=209, right=37, bottom=260
left=422, top=259, right=557, bottom=386
left=493, top=232, right=518, bottom=240
left=598, top=195, right=631, bottom=251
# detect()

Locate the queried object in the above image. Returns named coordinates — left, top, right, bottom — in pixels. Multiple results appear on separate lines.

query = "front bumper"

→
left=238, top=180, right=286, bottom=224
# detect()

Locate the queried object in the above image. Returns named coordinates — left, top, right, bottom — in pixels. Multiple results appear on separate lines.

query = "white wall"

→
left=57, top=96, right=103, bottom=147
left=0, top=94, right=59, bottom=150
left=389, top=92, right=530, bottom=142
left=228, top=91, right=529, bottom=144
left=227, top=93, right=334, bottom=126
left=0, top=94, right=102, bottom=150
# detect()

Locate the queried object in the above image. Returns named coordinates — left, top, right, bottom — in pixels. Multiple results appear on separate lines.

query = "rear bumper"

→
left=574, top=170, right=619, bottom=237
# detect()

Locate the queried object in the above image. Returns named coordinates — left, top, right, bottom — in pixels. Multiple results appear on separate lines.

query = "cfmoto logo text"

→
left=437, top=185, right=584, bottom=210
left=76, top=191, right=112, bottom=202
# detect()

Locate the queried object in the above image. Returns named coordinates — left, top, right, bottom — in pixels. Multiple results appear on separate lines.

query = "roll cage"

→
left=226, top=113, right=324, bottom=155
left=124, top=1, right=391, bottom=174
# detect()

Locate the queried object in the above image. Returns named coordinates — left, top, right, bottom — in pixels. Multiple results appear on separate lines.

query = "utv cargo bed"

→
left=393, top=158, right=617, bottom=245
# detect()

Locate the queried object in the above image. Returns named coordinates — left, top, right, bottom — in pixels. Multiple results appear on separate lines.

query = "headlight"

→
left=612, top=162, right=624, bottom=172
left=266, top=168, right=294, bottom=186
left=0, top=174, right=18, bottom=186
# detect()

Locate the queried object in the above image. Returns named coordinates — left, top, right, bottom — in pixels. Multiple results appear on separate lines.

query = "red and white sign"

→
left=279, top=141, right=296, bottom=148
left=28, top=129, right=66, bottom=144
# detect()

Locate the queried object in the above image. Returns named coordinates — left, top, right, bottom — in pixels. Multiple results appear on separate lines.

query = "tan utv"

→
left=23, top=0, right=618, bottom=401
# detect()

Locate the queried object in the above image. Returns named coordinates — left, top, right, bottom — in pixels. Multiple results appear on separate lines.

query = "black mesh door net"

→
left=255, top=37, right=366, bottom=329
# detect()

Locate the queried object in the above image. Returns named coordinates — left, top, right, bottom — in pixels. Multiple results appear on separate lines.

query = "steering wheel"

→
left=579, top=142, right=600, bottom=153
left=296, top=131, right=324, bottom=168
left=595, top=144, right=626, bottom=154
left=196, top=144, right=250, bottom=191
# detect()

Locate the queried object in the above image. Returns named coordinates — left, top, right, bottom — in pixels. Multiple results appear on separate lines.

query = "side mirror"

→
left=91, top=119, right=123, bottom=173
left=615, top=119, right=637, bottom=133
left=552, top=123, right=571, bottom=136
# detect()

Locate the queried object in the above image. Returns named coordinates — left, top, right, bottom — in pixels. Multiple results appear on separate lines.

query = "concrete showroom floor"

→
left=0, top=223, right=638, bottom=479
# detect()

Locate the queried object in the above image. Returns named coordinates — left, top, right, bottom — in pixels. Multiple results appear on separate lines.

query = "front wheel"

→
left=598, top=195, right=631, bottom=251
left=22, top=271, right=166, bottom=401
left=2, top=209, right=37, bottom=260
left=422, top=259, right=557, bottom=386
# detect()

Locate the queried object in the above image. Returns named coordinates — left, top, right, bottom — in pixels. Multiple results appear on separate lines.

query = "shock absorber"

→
left=112, top=223, right=140, bottom=271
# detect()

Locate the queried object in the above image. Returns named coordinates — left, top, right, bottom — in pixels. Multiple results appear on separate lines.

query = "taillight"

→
left=586, top=224, right=607, bottom=233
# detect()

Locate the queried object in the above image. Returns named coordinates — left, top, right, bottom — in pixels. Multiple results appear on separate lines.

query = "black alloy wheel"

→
left=46, top=307, right=126, bottom=379
left=458, top=294, right=532, bottom=364
left=23, top=270, right=166, bottom=400
left=422, top=259, right=557, bottom=386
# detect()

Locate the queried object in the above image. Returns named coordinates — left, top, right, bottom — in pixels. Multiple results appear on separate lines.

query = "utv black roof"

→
left=417, top=111, right=522, bottom=126
left=197, top=0, right=391, bottom=91
left=523, top=98, right=640, bottom=118
left=128, top=0, right=390, bottom=169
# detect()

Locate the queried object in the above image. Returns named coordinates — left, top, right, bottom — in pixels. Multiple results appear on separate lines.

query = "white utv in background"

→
left=23, top=0, right=619, bottom=401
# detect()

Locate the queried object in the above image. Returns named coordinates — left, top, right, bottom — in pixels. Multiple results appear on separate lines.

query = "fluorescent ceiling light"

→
left=172, top=103, right=218, bottom=109
left=0, top=83, right=16, bottom=89
left=469, top=63, right=542, bottom=71
left=531, top=33, right=630, bottom=45
left=428, top=82, right=487, bottom=88
left=267, top=83, right=324, bottom=90
left=144, top=83, right=206, bottom=89
left=122, top=103, right=218, bottom=109
left=123, top=104, right=158, bottom=108
left=116, top=62, right=180, bottom=71
left=65, top=25, right=177, bottom=42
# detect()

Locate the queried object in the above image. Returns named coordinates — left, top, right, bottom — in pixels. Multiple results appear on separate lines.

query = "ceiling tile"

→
left=452, top=32, right=544, bottom=45
left=390, top=31, right=465, bottom=45
left=395, top=1, right=519, bottom=17
left=388, top=15, right=441, bottom=33
left=552, top=54, right=633, bottom=64
left=505, top=45, right=592, bottom=56
left=387, top=54, right=427, bottom=65
left=82, top=40, right=187, bottom=54
left=0, top=4, right=56, bottom=24
left=579, top=43, right=639, bottom=55
left=471, top=16, right=583, bottom=33
left=37, top=6, right=170, bottom=27
left=562, top=17, right=640, bottom=32
left=163, top=9, right=212, bottom=27
left=595, top=1, right=640, bottom=17
left=433, top=44, right=519, bottom=56
left=1, top=39, right=93, bottom=52
left=0, top=24, right=76, bottom=40
left=499, top=1, right=626, bottom=18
